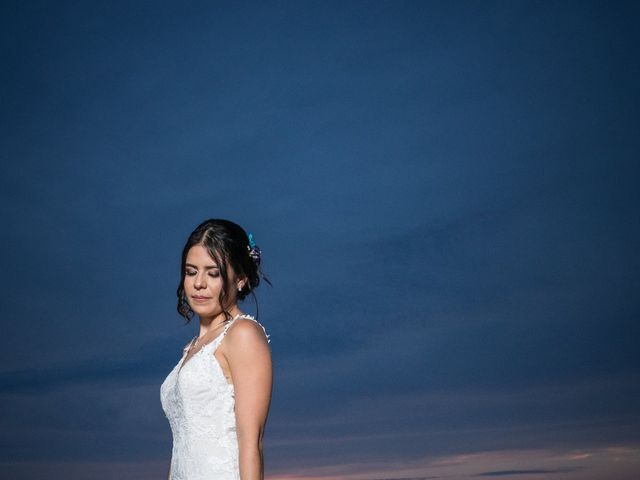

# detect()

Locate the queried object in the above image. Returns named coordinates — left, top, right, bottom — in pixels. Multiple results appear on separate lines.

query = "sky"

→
left=1, top=1, right=639, bottom=479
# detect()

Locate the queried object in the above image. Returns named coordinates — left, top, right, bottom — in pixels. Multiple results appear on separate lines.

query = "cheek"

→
left=183, top=276, right=197, bottom=291
left=210, top=277, right=224, bottom=292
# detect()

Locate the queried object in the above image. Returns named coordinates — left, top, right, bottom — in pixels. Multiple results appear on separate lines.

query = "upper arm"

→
left=225, top=319, right=273, bottom=446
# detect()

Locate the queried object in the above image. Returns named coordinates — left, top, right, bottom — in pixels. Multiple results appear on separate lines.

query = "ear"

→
left=237, top=275, right=248, bottom=291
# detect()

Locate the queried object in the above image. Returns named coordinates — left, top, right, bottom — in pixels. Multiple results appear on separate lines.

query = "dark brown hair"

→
left=176, top=219, right=270, bottom=324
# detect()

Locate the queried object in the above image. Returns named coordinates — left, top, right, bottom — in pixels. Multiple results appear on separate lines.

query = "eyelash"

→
left=185, top=270, right=220, bottom=278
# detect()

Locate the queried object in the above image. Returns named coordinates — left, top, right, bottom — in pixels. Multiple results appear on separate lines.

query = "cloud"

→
left=474, top=467, right=583, bottom=476
left=0, top=336, right=177, bottom=394
left=262, top=446, right=640, bottom=480
left=1, top=1, right=639, bottom=478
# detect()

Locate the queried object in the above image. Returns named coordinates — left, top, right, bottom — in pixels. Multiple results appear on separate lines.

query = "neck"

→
left=198, top=308, right=243, bottom=337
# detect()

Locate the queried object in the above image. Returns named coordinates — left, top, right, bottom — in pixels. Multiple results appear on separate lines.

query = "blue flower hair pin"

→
left=247, top=233, right=261, bottom=266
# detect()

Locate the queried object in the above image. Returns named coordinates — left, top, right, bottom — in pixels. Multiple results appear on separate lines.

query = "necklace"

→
left=190, top=323, right=225, bottom=349
left=178, top=313, right=246, bottom=376
left=189, top=313, right=242, bottom=349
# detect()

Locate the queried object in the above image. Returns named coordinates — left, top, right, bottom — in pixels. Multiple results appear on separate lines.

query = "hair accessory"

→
left=247, top=232, right=262, bottom=266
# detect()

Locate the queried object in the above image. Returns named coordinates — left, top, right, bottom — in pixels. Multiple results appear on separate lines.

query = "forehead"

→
left=186, top=244, right=220, bottom=265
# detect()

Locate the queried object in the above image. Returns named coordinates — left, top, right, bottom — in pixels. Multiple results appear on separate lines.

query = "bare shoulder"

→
left=226, top=317, right=270, bottom=345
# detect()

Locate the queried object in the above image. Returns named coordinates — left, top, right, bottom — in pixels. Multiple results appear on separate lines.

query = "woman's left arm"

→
left=225, top=319, right=273, bottom=480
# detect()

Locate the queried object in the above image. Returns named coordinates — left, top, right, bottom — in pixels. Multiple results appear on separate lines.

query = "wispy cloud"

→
left=474, top=467, right=583, bottom=476
left=262, top=446, right=640, bottom=480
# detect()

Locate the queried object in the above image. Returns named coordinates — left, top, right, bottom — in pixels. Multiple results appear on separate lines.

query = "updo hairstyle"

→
left=176, top=219, right=270, bottom=323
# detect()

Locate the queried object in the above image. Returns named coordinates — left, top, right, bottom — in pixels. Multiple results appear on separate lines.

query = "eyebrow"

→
left=185, top=263, right=219, bottom=269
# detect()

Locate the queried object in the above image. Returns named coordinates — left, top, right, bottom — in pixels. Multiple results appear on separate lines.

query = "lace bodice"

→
left=160, top=314, right=270, bottom=480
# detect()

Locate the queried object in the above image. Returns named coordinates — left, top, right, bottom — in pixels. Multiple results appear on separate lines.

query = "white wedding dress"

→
left=160, top=313, right=270, bottom=480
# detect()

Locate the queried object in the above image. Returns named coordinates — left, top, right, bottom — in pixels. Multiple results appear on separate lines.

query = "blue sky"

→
left=1, top=1, right=639, bottom=479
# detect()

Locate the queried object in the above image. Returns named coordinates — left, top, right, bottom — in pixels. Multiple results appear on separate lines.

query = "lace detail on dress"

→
left=160, top=314, right=270, bottom=480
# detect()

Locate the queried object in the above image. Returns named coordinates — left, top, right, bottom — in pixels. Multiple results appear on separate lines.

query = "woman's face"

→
left=184, top=244, right=239, bottom=319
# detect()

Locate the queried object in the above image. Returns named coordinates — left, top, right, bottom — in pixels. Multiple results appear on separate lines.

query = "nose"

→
left=194, top=273, right=206, bottom=289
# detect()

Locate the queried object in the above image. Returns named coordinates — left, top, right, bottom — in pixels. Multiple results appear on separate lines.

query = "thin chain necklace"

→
left=189, top=313, right=242, bottom=349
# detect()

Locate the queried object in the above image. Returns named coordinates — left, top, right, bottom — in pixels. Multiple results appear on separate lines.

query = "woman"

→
left=160, top=219, right=273, bottom=480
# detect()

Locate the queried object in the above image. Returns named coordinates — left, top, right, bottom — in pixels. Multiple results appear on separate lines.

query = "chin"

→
left=189, top=304, right=209, bottom=314
left=196, top=306, right=221, bottom=316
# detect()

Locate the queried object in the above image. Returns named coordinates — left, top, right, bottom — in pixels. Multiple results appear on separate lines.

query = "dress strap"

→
left=222, top=313, right=271, bottom=343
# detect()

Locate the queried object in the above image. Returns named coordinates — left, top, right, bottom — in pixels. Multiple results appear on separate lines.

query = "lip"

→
left=191, top=296, right=211, bottom=302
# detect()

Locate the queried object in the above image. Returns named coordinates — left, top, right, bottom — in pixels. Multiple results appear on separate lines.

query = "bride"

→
left=161, top=219, right=273, bottom=480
